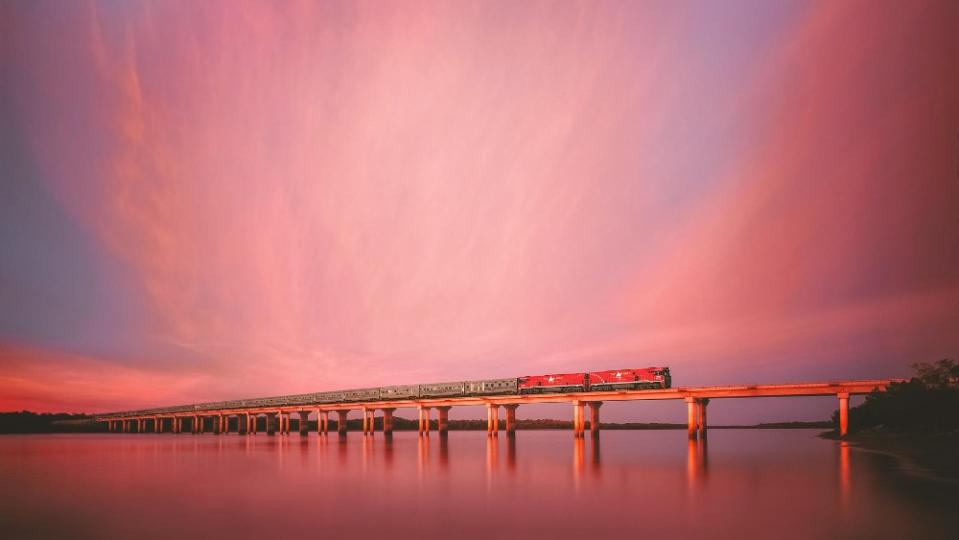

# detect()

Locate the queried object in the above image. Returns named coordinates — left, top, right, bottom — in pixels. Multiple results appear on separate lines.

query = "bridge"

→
left=96, top=379, right=899, bottom=439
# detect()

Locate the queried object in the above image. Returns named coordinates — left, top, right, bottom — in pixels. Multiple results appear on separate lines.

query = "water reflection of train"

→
left=111, top=367, right=671, bottom=417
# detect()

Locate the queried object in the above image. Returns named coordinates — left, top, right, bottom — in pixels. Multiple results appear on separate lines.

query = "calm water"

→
left=1, top=430, right=957, bottom=539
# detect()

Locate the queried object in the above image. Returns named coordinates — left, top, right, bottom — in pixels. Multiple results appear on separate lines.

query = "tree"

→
left=832, top=359, right=959, bottom=434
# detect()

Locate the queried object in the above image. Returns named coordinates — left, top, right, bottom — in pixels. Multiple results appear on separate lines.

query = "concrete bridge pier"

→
left=361, top=408, right=373, bottom=436
left=298, top=411, right=310, bottom=436
left=504, top=405, right=518, bottom=437
left=250, top=414, right=258, bottom=434
left=381, top=408, right=395, bottom=436
left=317, top=410, right=328, bottom=435
left=697, top=399, right=710, bottom=439
left=419, top=407, right=431, bottom=436
left=337, top=411, right=349, bottom=436
left=686, top=398, right=698, bottom=440
left=572, top=401, right=586, bottom=438
left=237, top=414, right=247, bottom=435
left=266, top=413, right=278, bottom=436
left=838, top=392, right=849, bottom=437
left=487, top=404, right=500, bottom=437
left=436, top=406, right=451, bottom=436
left=588, top=402, right=602, bottom=438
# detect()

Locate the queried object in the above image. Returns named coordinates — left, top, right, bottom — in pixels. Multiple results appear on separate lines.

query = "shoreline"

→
left=821, top=429, right=959, bottom=483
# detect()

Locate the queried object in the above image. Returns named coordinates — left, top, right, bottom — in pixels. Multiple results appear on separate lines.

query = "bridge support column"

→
left=381, top=408, right=395, bottom=436
left=419, top=407, right=431, bottom=436
left=504, top=405, right=518, bottom=437
left=436, top=407, right=451, bottom=436
left=838, top=392, right=849, bottom=437
left=318, top=411, right=328, bottom=435
left=686, top=398, right=698, bottom=440
left=362, top=409, right=372, bottom=436
left=237, top=414, right=247, bottom=435
left=337, top=411, right=349, bottom=436
left=697, top=399, right=709, bottom=439
left=265, top=413, right=277, bottom=436
left=299, top=411, right=310, bottom=436
left=572, top=401, right=586, bottom=438
left=487, top=404, right=500, bottom=437
left=588, top=402, right=602, bottom=438
left=250, top=414, right=257, bottom=434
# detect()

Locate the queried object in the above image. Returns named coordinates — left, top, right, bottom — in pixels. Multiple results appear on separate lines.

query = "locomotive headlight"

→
left=616, top=372, right=621, bottom=377
left=548, top=376, right=554, bottom=382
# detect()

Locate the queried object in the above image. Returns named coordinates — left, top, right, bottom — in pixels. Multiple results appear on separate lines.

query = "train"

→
left=105, top=367, right=671, bottom=417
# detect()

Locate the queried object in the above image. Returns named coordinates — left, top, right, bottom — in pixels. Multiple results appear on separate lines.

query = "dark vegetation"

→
left=0, top=412, right=102, bottom=434
left=827, top=359, right=959, bottom=480
left=831, top=359, right=959, bottom=434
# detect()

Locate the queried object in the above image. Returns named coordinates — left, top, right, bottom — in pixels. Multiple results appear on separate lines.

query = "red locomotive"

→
left=587, top=367, right=670, bottom=391
left=518, top=367, right=670, bottom=394
left=518, top=373, right=588, bottom=393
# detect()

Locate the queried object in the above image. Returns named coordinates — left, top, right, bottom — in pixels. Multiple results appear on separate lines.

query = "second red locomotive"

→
left=518, top=367, right=670, bottom=394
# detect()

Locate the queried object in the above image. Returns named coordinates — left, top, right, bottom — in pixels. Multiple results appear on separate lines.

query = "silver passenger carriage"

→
left=342, top=387, right=381, bottom=402
left=380, top=385, right=420, bottom=400
left=467, top=378, right=518, bottom=395
left=419, top=381, right=467, bottom=398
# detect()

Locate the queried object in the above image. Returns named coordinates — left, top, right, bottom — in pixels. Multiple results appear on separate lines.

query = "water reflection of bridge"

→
left=98, top=379, right=898, bottom=439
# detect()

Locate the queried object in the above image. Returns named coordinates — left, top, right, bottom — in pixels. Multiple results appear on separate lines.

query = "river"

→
left=1, top=430, right=956, bottom=539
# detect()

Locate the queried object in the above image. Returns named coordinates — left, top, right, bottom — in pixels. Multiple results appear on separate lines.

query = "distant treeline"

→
left=0, top=412, right=102, bottom=434
left=2, top=410, right=829, bottom=434
left=832, top=358, right=959, bottom=435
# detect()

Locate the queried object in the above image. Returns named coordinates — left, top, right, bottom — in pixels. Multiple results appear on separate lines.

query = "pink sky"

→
left=1, top=1, right=957, bottom=422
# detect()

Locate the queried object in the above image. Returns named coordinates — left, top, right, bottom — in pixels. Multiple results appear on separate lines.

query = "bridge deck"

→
left=97, top=379, right=900, bottom=420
